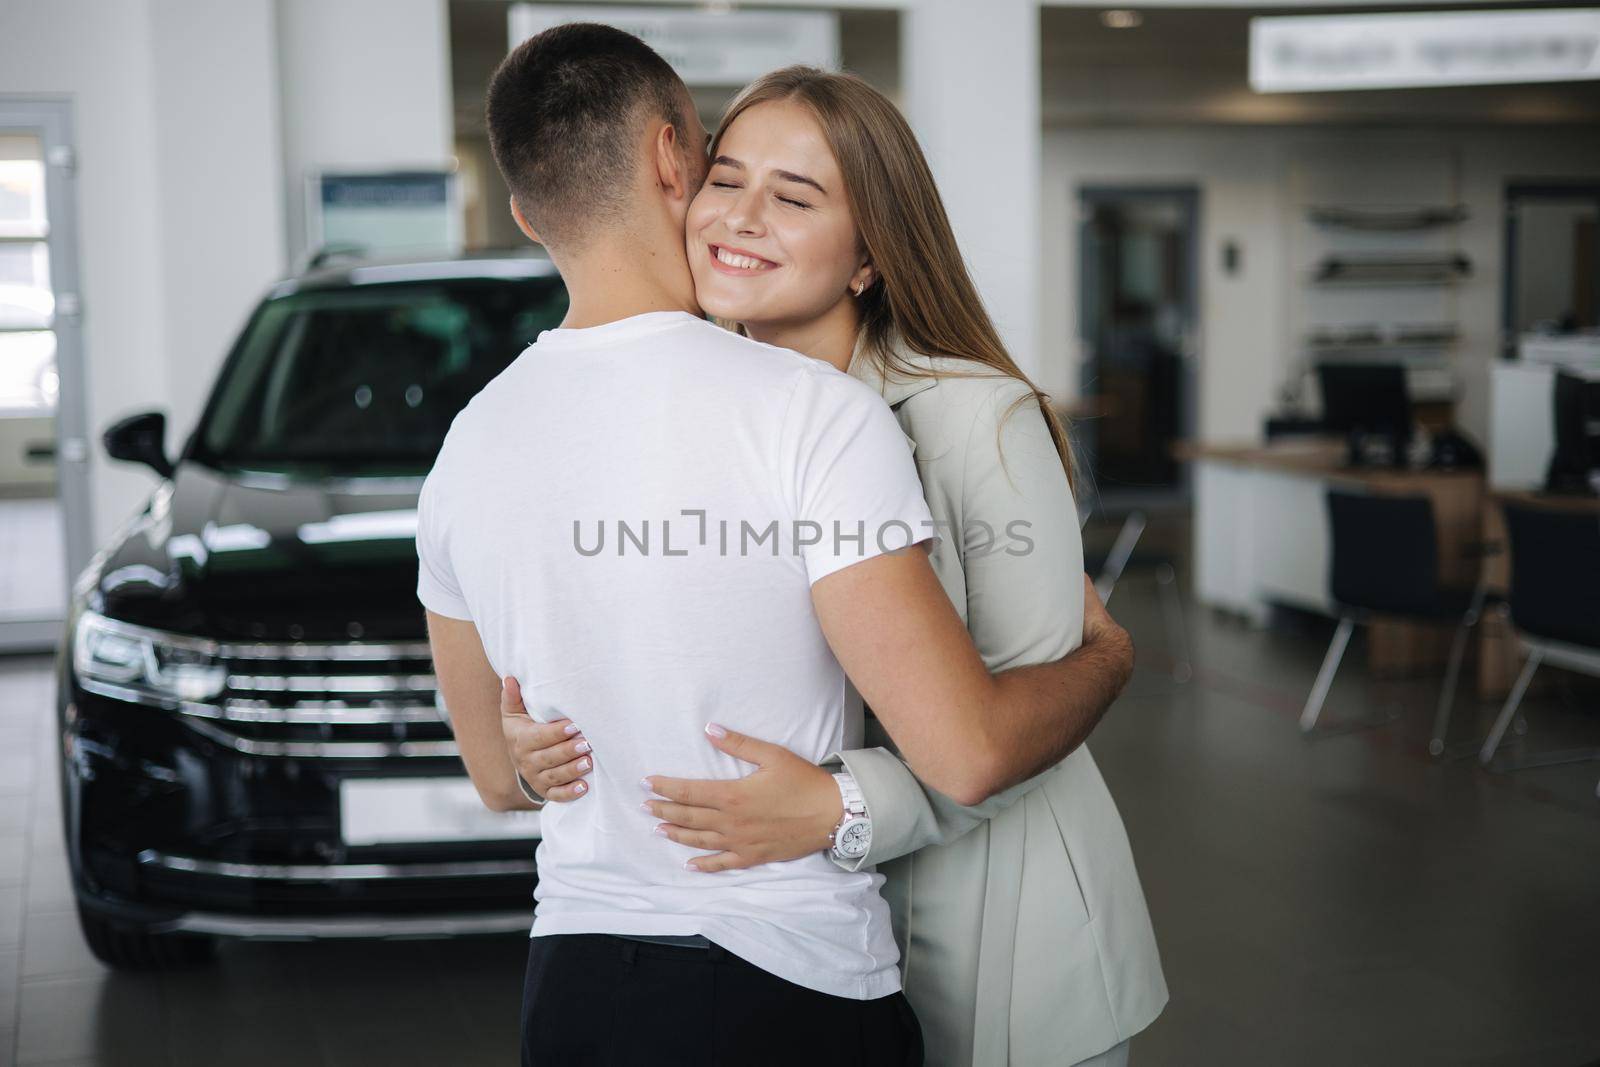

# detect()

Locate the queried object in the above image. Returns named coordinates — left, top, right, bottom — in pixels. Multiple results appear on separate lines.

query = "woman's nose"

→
left=724, top=189, right=766, bottom=237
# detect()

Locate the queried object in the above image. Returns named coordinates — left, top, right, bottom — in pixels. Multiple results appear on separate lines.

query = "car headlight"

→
left=72, top=611, right=227, bottom=705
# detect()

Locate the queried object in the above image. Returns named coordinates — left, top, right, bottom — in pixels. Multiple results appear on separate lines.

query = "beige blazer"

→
left=827, top=336, right=1167, bottom=1066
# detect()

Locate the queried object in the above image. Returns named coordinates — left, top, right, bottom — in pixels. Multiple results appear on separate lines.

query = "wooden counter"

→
left=1187, top=438, right=1485, bottom=677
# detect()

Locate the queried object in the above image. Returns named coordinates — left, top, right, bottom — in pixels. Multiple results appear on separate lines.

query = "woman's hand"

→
left=641, top=724, right=845, bottom=873
left=500, top=676, right=593, bottom=802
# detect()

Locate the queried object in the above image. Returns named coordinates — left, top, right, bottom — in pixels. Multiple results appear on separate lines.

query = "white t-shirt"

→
left=416, top=311, right=934, bottom=1000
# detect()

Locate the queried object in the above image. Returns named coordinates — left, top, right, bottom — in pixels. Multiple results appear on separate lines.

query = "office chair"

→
left=1477, top=501, right=1600, bottom=766
left=1300, top=488, right=1483, bottom=736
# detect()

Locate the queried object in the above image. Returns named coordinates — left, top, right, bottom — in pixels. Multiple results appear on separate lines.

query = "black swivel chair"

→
left=1300, top=488, right=1485, bottom=737
left=1477, top=501, right=1600, bottom=767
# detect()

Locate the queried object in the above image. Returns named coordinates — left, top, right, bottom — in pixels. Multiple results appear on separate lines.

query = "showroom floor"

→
left=3, top=558, right=1600, bottom=1066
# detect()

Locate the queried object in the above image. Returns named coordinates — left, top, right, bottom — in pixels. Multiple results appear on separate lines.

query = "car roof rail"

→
left=302, top=244, right=368, bottom=272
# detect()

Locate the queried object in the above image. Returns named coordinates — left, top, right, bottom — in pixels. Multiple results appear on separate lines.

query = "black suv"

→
left=59, top=251, right=569, bottom=968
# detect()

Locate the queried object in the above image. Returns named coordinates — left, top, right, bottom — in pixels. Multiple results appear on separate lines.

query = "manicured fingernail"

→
left=575, top=740, right=592, bottom=754
left=573, top=781, right=586, bottom=794
left=704, top=722, right=727, bottom=739
left=684, top=860, right=699, bottom=872
left=576, top=757, right=591, bottom=771
left=639, top=801, right=654, bottom=814
left=639, top=777, right=654, bottom=792
left=652, top=825, right=668, bottom=837
left=563, top=722, right=581, bottom=736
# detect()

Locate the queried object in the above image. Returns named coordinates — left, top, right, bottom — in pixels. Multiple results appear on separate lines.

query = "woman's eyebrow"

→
left=775, top=170, right=827, bottom=195
left=712, top=155, right=827, bottom=196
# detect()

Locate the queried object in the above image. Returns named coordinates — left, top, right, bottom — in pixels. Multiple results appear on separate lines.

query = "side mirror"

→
left=103, top=411, right=175, bottom=478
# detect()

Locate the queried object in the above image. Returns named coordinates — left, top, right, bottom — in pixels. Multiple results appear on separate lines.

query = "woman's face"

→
left=686, top=100, right=869, bottom=332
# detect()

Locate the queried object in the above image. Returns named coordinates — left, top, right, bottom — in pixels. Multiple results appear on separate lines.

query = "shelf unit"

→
left=1285, top=147, right=1469, bottom=411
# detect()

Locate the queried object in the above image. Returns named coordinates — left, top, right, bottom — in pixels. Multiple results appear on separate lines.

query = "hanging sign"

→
left=508, top=4, right=839, bottom=86
left=306, top=170, right=462, bottom=258
left=1251, top=9, right=1600, bottom=93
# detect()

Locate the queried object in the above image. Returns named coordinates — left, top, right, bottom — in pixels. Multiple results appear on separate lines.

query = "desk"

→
left=1187, top=438, right=1484, bottom=675
left=1490, top=357, right=1600, bottom=490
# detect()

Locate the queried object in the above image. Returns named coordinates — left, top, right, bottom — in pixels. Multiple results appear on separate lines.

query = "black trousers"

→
left=520, top=933, right=924, bottom=1066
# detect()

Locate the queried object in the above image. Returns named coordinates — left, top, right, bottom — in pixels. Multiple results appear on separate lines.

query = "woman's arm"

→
left=500, top=677, right=593, bottom=803
left=824, top=581, right=1126, bottom=871
left=643, top=382, right=1128, bottom=871
left=645, top=577, right=1127, bottom=872
left=826, top=379, right=1114, bottom=868
left=426, top=612, right=542, bottom=813
left=500, top=577, right=1130, bottom=870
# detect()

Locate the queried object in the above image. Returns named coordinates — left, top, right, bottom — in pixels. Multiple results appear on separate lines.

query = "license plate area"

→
left=339, top=777, right=541, bottom=846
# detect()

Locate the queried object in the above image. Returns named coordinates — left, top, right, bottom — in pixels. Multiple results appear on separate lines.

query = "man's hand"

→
left=641, top=724, right=844, bottom=873
left=1081, top=572, right=1135, bottom=699
left=500, top=676, right=593, bottom=802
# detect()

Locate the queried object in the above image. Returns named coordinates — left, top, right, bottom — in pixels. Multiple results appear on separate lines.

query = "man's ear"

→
left=653, top=121, right=690, bottom=204
left=509, top=197, right=542, bottom=244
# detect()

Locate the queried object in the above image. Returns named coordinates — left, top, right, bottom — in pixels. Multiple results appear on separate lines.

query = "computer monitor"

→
left=1316, top=363, right=1413, bottom=466
left=1545, top=371, right=1600, bottom=495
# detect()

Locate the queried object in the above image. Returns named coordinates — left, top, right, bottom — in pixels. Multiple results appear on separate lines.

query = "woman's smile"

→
left=708, top=243, right=781, bottom=275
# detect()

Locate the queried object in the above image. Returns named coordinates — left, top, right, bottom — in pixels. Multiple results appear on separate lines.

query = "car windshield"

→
left=195, top=275, right=568, bottom=471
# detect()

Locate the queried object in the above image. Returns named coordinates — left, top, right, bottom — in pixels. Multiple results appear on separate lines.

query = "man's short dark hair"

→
left=486, top=23, right=688, bottom=250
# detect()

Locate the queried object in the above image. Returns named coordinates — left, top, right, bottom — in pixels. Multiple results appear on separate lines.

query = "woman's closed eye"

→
left=709, top=180, right=808, bottom=210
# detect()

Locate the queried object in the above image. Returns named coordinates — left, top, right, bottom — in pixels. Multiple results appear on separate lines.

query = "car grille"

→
left=182, top=640, right=457, bottom=759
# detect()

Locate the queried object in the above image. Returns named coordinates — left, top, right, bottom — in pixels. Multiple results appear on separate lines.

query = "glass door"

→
left=1503, top=183, right=1600, bottom=358
left=0, top=101, right=86, bottom=653
left=1077, top=185, right=1200, bottom=499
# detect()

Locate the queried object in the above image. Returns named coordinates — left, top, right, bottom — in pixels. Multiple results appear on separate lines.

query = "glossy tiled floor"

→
left=3, top=554, right=1599, bottom=1066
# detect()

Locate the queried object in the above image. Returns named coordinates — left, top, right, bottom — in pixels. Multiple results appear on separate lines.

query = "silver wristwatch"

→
left=827, top=772, right=872, bottom=861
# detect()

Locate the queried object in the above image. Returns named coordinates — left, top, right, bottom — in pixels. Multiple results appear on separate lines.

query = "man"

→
left=420, top=23, right=1132, bottom=1066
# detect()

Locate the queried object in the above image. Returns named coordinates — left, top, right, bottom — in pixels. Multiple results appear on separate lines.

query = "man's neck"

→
left=746, top=301, right=861, bottom=374
left=552, top=232, right=701, bottom=330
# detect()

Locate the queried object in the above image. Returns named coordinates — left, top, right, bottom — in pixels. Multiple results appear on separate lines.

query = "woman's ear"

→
left=850, top=261, right=876, bottom=296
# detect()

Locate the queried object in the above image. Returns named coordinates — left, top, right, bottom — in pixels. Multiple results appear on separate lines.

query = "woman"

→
left=505, top=67, right=1167, bottom=1066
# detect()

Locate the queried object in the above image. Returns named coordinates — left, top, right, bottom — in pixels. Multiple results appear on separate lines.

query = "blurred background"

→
left=0, top=1, right=1597, bottom=1064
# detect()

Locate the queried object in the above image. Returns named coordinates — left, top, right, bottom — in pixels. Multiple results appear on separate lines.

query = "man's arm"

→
left=426, top=611, right=540, bottom=813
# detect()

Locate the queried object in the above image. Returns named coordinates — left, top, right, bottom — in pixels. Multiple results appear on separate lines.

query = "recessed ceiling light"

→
left=1101, top=9, right=1143, bottom=29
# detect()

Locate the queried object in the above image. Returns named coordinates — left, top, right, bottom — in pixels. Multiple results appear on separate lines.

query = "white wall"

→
left=1, top=0, right=179, bottom=547
left=903, top=0, right=1041, bottom=377
left=150, top=0, right=285, bottom=451
left=1042, top=127, right=1289, bottom=440
left=276, top=0, right=454, bottom=267
left=0, top=0, right=455, bottom=548
left=1041, top=124, right=1600, bottom=447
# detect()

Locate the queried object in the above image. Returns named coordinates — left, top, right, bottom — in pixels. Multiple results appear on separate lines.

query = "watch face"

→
left=839, top=819, right=871, bottom=857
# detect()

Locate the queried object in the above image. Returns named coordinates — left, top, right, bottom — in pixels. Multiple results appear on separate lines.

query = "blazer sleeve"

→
left=825, top=378, right=1086, bottom=871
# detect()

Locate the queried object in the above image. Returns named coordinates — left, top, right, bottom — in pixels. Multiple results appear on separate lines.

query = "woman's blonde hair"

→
left=712, top=66, right=1075, bottom=490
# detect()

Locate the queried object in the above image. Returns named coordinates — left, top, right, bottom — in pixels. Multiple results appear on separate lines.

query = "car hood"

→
left=86, top=462, right=430, bottom=642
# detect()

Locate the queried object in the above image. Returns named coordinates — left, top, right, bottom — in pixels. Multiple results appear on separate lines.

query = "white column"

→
left=276, top=0, right=454, bottom=266
left=901, top=0, right=1041, bottom=376
left=151, top=0, right=287, bottom=445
